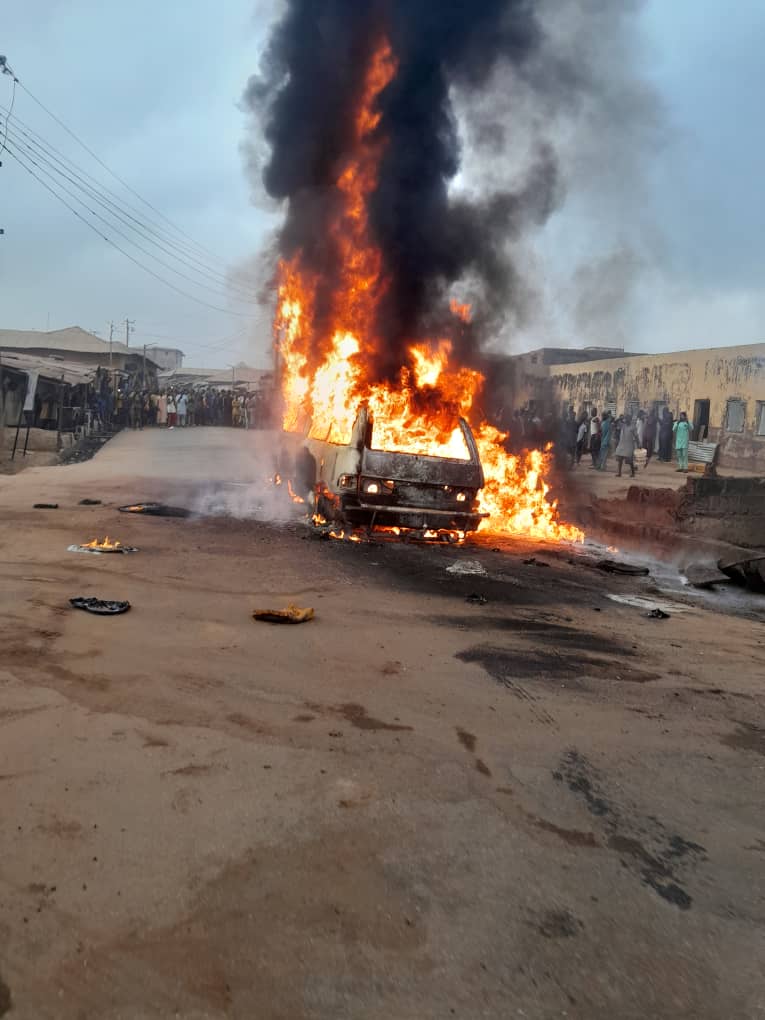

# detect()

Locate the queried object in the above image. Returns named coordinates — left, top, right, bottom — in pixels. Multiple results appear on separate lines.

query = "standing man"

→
left=589, top=409, right=601, bottom=467
left=673, top=411, right=692, bottom=472
left=635, top=410, right=646, bottom=449
left=575, top=413, right=588, bottom=465
left=643, top=408, right=657, bottom=468
left=598, top=411, right=612, bottom=470
left=659, top=408, right=674, bottom=462
left=614, top=414, right=638, bottom=478
left=176, top=391, right=188, bottom=428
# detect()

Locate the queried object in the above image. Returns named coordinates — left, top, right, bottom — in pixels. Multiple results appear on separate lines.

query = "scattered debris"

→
left=70, top=597, right=131, bottom=616
left=252, top=605, right=315, bottom=624
left=33, top=503, right=58, bottom=510
left=717, top=554, right=765, bottom=594
left=446, top=560, right=486, bottom=576
left=683, top=562, right=731, bottom=589
left=596, top=559, right=650, bottom=576
left=465, top=592, right=488, bottom=605
left=118, top=502, right=191, bottom=518
left=523, top=557, right=550, bottom=567
left=79, top=498, right=102, bottom=506
left=646, top=608, right=670, bottom=620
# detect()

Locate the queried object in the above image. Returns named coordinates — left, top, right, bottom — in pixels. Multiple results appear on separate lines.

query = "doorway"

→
left=693, top=398, right=710, bottom=441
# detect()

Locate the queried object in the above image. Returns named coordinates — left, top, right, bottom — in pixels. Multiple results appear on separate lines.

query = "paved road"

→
left=1, top=428, right=764, bottom=1019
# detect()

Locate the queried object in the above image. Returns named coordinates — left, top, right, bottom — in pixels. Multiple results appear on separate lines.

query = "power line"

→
left=3, top=119, right=260, bottom=304
left=4, top=137, right=259, bottom=308
left=0, top=111, right=263, bottom=303
left=0, top=74, right=16, bottom=158
left=3, top=144, right=255, bottom=319
left=16, top=79, right=230, bottom=267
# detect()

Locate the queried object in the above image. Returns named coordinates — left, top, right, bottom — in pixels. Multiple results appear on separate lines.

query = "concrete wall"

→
left=679, top=475, right=765, bottom=549
left=148, top=348, right=184, bottom=371
left=548, top=344, right=765, bottom=472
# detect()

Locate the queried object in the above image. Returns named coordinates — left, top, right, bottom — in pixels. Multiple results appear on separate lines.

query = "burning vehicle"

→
left=284, top=406, right=486, bottom=538
left=249, top=4, right=585, bottom=546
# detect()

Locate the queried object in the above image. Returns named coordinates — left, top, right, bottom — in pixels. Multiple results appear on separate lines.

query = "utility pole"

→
left=143, top=344, right=147, bottom=386
left=108, top=321, right=114, bottom=372
left=1, top=56, right=18, bottom=240
left=124, top=318, right=134, bottom=348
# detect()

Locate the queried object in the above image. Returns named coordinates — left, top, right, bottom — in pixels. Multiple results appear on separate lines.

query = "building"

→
left=0, top=326, right=160, bottom=375
left=145, top=346, right=184, bottom=371
left=157, top=362, right=272, bottom=390
left=546, top=343, right=765, bottom=472
left=499, top=346, right=636, bottom=416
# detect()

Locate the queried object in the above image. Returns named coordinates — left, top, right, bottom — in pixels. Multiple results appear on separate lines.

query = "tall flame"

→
left=273, top=41, right=583, bottom=544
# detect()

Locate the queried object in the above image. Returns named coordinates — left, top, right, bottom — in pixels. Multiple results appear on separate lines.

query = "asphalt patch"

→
left=456, top=644, right=656, bottom=688
left=432, top=614, right=622, bottom=657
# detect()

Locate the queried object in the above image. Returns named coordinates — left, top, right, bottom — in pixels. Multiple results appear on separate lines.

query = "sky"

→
left=0, top=0, right=763, bottom=367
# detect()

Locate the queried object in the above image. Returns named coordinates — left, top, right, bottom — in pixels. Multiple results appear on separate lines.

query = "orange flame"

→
left=450, top=298, right=472, bottom=323
left=83, top=537, right=122, bottom=550
left=273, top=40, right=583, bottom=544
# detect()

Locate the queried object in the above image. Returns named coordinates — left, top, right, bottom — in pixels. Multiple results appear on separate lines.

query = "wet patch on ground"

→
left=305, top=700, right=413, bottom=732
left=554, top=750, right=706, bottom=910
left=0, top=973, right=11, bottom=1017
left=536, top=908, right=583, bottom=939
left=332, top=703, right=411, bottom=732
left=720, top=722, right=765, bottom=756
left=455, top=727, right=477, bottom=752
left=531, top=817, right=600, bottom=848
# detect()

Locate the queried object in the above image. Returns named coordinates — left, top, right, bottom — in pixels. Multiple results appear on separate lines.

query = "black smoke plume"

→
left=244, top=1, right=645, bottom=388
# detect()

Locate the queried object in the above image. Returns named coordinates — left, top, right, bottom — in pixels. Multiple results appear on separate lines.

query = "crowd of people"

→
left=124, top=389, right=261, bottom=430
left=555, top=406, right=694, bottom=476
left=85, top=370, right=273, bottom=432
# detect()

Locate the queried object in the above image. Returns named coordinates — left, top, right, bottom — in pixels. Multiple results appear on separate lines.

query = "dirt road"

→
left=1, top=428, right=764, bottom=1019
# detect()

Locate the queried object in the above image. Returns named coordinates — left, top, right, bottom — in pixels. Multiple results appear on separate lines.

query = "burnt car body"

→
left=284, top=407, right=486, bottom=535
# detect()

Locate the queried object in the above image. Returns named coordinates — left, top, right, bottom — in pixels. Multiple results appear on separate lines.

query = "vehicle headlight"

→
left=456, top=492, right=467, bottom=502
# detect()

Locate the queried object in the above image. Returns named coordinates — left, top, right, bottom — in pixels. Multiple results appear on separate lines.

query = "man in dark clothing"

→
left=658, top=408, right=674, bottom=461
left=643, top=409, right=657, bottom=466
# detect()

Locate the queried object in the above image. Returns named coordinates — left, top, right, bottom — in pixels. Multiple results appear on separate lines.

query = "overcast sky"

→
left=1, top=0, right=763, bottom=367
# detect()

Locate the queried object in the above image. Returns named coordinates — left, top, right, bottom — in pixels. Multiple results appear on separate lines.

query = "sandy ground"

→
left=1, top=427, right=764, bottom=1020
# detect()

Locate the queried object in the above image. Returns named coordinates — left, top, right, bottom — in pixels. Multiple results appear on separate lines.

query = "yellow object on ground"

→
left=252, top=605, right=315, bottom=624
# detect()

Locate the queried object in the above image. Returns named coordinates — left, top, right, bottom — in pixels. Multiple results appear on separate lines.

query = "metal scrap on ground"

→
left=446, top=560, right=487, bottom=576
left=70, top=597, right=131, bottom=616
left=118, top=502, right=191, bottom=518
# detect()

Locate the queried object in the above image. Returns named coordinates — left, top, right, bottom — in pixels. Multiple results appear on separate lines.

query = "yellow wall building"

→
left=547, top=343, right=765, bottom=472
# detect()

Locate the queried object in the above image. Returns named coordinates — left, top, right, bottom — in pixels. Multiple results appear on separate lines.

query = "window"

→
left=725, top=398, right=746, bottom=433
left=757, top=402, right=765, bottom=437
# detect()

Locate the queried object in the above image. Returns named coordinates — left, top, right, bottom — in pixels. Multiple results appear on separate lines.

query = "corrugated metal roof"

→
left=0, top=326, right=131, bottom=356
left=0, top=350, right=96, bottom=385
